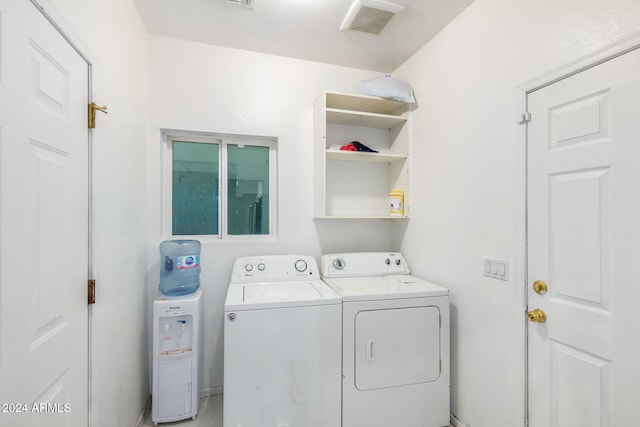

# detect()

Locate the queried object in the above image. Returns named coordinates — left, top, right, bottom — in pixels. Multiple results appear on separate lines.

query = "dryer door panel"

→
left=354, top=306, right=440, bottom=391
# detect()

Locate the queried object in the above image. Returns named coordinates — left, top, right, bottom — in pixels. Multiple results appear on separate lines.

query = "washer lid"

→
left=224, top=280, right=341, bottom=310
left=322, top=275, right=448, bottom=302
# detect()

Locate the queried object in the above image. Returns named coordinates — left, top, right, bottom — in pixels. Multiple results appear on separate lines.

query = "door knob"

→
left=527, top=308, right=547, bottom=323
left=533, top=280, right=548, bottom=295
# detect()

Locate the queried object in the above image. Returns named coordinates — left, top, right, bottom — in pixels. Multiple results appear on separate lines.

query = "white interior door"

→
left=527, top=48, right=640, bottom=426
left=0, top=1, right=89, bottom=425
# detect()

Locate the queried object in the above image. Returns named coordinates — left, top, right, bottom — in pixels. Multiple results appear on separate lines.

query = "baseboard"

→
left=199, top=386, right=223, bottom=397
left=136, top=394, right=152, bottom=427
left=450, top=413, right=465, bottom=427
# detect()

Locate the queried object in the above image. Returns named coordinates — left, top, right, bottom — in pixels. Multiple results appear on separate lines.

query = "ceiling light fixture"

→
left=340, top=0, right=405, bottom=35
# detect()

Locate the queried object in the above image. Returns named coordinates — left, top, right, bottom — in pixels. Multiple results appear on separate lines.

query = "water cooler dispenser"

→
left=152, top=290, right=202, bottom=425
left=152, top=240, right=202, bottom=424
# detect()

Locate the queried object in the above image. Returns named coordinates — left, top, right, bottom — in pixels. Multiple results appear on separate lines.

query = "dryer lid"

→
left=323, top=275, right=448, bottom=302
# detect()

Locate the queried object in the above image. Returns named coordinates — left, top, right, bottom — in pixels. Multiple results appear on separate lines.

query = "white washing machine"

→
left=223, top=255, right=342, bottom=427
left=321, top=252, right=450, bottom=427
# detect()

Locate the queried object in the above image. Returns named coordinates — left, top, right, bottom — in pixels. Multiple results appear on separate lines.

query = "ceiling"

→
left=132, top=0, right=475, bottom=73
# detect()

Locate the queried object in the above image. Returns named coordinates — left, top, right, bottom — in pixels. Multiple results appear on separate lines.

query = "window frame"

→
left=162, top=129, right=277, bottom=242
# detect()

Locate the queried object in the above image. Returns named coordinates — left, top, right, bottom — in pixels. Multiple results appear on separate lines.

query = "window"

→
left=164, top=131, right=276, bottom=239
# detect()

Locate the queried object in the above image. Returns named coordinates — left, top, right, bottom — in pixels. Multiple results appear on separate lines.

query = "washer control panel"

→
left=320, top=252, right=410, bottom=278
left=231, top=255, right=317, bottom=283
left=294, top=259, right=308, bottom=272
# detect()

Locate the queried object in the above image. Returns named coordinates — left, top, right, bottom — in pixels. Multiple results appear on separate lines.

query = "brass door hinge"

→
left=88, top=102, right=108, bottom=129
left=88, top=279, right=96, bottom=304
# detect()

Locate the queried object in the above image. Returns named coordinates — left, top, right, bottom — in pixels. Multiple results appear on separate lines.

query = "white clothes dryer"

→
left=321, top=252, right=450, bottom=427
left=223, top=255, right=342, bottom=427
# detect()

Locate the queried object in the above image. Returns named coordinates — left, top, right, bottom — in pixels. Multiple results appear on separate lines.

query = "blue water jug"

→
left=159, top=240, right=201, bottom=297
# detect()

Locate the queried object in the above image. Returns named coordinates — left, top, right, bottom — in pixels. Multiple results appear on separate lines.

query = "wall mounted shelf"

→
left=313, top=91, right=411, bottom=219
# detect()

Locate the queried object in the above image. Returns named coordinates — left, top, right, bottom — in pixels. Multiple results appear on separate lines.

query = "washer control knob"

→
left=294, top=259, right=308, bottom=272
left=332, top=258, right=345, bottom=270
left=396, top=259, right=401, bottom=266
left=385, top=258, right=391, bottom=265
left=244, top=264, right=253, bottom=272
left=257, top=263, right=266, bottom=271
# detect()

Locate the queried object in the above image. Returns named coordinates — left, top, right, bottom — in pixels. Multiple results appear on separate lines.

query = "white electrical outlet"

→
left=483, top=257, right=509, bottom=281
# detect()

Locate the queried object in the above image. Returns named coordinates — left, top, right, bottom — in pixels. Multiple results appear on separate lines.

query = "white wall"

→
left=393, top=0, right=640, bottom=426
left=147, top=36, right=396, bottom=392
left=38, top=0, right=150, bottom=425
left=34, top=0, right=640, bottom=424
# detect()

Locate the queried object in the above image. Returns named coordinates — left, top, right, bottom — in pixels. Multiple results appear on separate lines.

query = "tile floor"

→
left=142, top=394, right=455, bottom=427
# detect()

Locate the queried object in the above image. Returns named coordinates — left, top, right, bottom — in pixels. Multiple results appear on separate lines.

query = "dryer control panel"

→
left=320, top=252, right=410, bottom=278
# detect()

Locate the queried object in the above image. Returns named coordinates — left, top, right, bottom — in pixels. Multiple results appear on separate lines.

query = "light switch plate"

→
left=483, top=257, right=509, bottom=281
